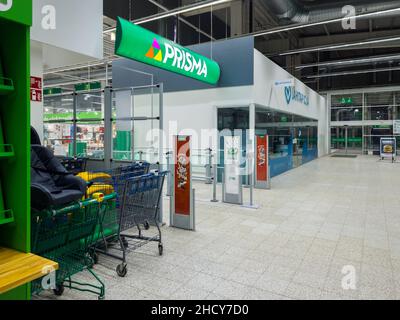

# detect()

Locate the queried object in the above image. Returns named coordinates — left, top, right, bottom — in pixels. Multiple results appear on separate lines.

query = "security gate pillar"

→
left=222, top=135, right=243, bottom=205
left=255, top=134, right=271, bottom=189
left=170, top=135, right=195, bottom=230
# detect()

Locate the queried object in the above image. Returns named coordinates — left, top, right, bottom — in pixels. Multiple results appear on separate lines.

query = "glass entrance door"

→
left=331, top=126, right=362, bottom=154
left=292, top=127, right=303, bottom=168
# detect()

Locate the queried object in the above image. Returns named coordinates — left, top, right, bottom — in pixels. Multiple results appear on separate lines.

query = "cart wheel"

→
left=91, top=252, right=99, bottom=265
left=121, top=237, right=129, bottom=248
left=158, top=243, right=163, bottom=256
left=53, top=284, right=64, bottom=296
left=116, top=263, right=128, bottom=277
left=144, top=221, right=150, bottom=230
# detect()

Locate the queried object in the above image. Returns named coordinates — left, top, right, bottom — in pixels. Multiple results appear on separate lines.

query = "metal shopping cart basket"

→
left=79, top=163, right=150, bottom=246
left=78, top=162, right=150, bottom=201
left=92, top=171, right=167, bottom=277
left=31, top=193, right=117, bottom=300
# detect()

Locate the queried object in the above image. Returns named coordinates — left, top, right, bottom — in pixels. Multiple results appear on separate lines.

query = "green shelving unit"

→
left=0, top=0, right=32, bottom=300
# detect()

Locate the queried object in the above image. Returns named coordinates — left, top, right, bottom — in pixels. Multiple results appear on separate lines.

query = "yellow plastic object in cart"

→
left=86, top=184, right=114, bottom=197
left=92, top=193, right=105, bottom=202
left=77, top=172, right=115, bottom=198
left=77, top=172, right=111, bottom=182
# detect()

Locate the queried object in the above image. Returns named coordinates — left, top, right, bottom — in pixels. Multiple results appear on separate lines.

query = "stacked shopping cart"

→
left=31, top=162, right=167, bottom=299
left=31, top=193, right=117, bottom=300
left=83, top=164, right=167, bottom=277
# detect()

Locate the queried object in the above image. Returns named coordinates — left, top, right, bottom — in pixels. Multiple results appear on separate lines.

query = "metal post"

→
left=242, top=152, right=259, bottom=209
left=249, top=154, right=254, bottom=207
left=221, top=170, right=225, bottom=203
left=72, top=91, right=77, bottom=157
left=104, top=87, right=113, bottom=169
left=159, top=83, right=164, bottom=165
left=211, top=155, right=218, bottom=202
left=191, top=188, right=196, bottom=231
left=205, top=148, right=212, bottom=184
left=130, top=88, right=135, bottom=162
left=166, top=151, right=172, bottom=197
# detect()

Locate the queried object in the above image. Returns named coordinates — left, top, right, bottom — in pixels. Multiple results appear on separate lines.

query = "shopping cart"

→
left=93, top=171, right=167, bottom=277
left=31, top=193, right=117, bottom=300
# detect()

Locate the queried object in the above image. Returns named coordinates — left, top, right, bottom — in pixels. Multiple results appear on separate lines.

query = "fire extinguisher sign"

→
left=30, top=76, right=43, bottom=102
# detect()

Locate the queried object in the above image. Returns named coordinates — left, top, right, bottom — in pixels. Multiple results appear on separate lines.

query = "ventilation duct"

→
left=264, top=0, right=400, bottom=24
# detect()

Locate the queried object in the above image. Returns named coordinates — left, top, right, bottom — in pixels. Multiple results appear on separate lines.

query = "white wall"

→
left=31, top=42, right=44, bottom=143
left=252, top=50, right=329, bottom=156
left=162, top=86, right=253, bottom=151
left=144, top=49, right=328, bottom=157
left=31, top=0, right=103, bottom=61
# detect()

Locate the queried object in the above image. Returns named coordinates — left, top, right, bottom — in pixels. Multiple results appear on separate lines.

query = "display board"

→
left=170, top=136, right=195, bottom=230
left=393, top=120, right=400, bottom=135
left=115, top=17, right=220, bottom=85
left=223, top=135, right=243, bottom=205
left=380, top=137, right=396, bottom=161
left=255, top=134, right=270, bottom=189
left=174, top=136, right=191, bottom=215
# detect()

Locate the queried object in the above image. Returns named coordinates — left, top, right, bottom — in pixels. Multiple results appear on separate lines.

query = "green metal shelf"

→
left=0, top=145, right=15, bottom=159
left=0, top=77, right=14, bottom=95
left=0, top=209, right=14, bottom=226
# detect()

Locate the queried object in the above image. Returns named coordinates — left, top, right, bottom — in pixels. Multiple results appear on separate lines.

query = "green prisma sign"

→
left=115, top=17, right=221, bottom=85
left=0, top=0, right=32, bottom=26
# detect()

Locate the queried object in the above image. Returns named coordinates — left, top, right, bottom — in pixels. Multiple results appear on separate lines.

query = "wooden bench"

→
left=0, top=247, right=58, bottom=295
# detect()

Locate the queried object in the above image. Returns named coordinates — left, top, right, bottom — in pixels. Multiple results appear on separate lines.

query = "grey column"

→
left=104, top=87, right=113, bottom=169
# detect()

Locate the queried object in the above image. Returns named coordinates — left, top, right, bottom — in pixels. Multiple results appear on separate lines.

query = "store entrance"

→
left=331, top=126, right=362, bottom=154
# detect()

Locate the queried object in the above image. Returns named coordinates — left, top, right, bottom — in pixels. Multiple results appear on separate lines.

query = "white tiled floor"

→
left=34, top=155, right=400, bottom=300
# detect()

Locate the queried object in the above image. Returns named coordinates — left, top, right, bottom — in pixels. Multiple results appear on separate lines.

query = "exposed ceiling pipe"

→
left=264, top=0, right=400, bottom=24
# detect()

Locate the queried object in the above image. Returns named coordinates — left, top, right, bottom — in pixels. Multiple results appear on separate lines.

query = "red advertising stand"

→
left=255, top=135, right=270, bottom=189
left=170, top=135, right=195, bottom=230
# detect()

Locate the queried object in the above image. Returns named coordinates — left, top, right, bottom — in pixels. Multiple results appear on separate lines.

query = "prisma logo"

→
left=145, top=38, right=208, bottom=78
left=0, top=0, right=13, bottom=12
left=145, top=39, right=163, bottom=62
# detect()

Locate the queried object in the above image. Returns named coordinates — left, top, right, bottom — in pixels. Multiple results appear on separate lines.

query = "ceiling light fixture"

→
left=279, top=36, right=400, bottom=56
left=296, top=54, right=400, bottom=70
left=306, top=66, right=400, bottom=79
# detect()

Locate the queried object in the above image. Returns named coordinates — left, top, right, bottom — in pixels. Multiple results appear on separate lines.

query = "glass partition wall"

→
left=255, top=107, right=318, bottom=177
left=43, top=92, right=75, bottom=156
left=43, top=84, right=163, bottom=165
left=44, top=90, right=105, bottom=158
left=217, top=105, right=319, bottom=180
left=329, top=88, right=400, bottom=155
